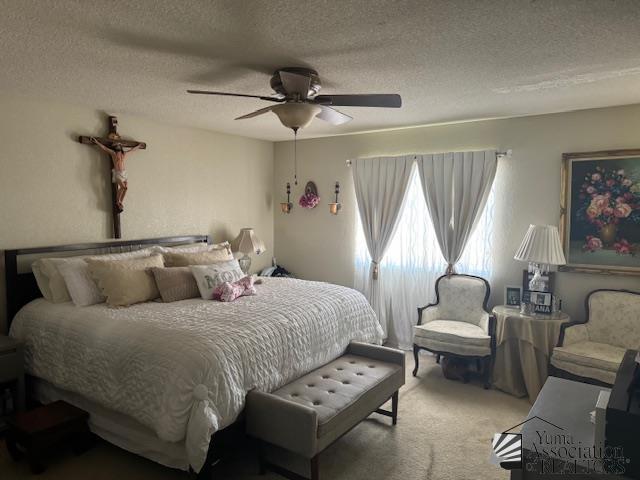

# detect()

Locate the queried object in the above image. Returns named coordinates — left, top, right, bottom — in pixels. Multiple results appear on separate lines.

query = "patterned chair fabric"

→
left=412, top=274, right=495, bottom=387
left=551, top=290, right=640, bottom=385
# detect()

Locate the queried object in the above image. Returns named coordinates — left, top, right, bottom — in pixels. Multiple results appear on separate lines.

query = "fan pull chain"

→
left=293, top=127, right=298, bottom=185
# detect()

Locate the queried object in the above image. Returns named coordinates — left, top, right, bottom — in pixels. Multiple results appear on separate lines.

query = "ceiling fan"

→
left=187, top=67, right=402, bottom=131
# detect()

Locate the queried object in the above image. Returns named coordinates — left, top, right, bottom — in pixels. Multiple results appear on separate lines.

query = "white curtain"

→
left=352, top=156, right=414, bottom=338
left=417, top=150, right=497, bottom=274
left=355, top=166, right=495, bottom=349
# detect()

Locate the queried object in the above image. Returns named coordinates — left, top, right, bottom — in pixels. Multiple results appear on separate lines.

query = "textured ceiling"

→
left=2, top=0, right=640, bottom=141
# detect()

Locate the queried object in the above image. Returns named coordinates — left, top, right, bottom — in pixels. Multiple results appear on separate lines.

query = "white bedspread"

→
left=9, top=277, right=382, bottom=472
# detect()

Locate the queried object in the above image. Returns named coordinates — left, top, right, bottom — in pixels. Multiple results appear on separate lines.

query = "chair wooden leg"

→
left=412, top=344, right=420, bottom=377
left=483, top=356, right=492, bottom=389
left=310, top=454, right=320, bottom=480
left=436, top=354, right=441, bottom=364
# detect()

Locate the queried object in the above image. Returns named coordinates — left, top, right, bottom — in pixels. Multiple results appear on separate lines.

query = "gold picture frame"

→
left=560, top=149, right=640, bottom=275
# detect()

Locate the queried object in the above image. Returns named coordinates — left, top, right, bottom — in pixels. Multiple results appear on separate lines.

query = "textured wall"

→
left=274, top=104, right=640, bottom=323
left=0, top=95, right=274, bottom=332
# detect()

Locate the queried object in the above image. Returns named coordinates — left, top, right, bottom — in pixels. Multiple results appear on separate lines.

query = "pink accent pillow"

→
left=213, top=275, right=257, bottom=302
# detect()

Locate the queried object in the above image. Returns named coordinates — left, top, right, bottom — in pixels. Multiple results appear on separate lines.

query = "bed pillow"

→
left=32, top=262, right=54, bottom=302
left=152, top=241, right=230, bottom=254
left=163, top=247, right=234, bottom=267
left=31, top=248, right=154, bottom=304
left=190, top=260, right=244, bottom=300
left=57, top=258, right=106, bottom=306
left=31, top=258, right=73, bottom=303
left=87, top=254, right=164, bottom=307
left=151, top=267, right=200, bottom=302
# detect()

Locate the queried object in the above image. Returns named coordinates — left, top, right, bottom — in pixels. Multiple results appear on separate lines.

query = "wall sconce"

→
left=280, top=182, right=293, bottom=214
left=329, top=181, right=342, bottom=215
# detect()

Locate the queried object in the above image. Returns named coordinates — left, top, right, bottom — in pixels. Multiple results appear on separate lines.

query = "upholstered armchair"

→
left=550, top=289, right=640, bottom=386
left=412, top=274, right=496, bottom=388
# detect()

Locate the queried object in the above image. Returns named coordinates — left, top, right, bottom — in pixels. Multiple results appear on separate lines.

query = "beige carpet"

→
left=0, top=353, right=530, bottom=480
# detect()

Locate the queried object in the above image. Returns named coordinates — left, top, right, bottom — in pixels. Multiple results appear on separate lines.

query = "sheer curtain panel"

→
left=355, top=167, right=495, bottom=349
left=351, top=156, right=414, bottom=339
left=416, top=150, right=497, bottom=274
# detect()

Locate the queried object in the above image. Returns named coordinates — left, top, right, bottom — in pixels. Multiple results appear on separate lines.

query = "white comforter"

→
left=9, top=277, right=382, bottom=471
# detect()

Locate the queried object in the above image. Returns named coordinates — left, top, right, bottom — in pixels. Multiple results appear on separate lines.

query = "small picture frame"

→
left=504, top=285, right=522, bottom=308
left=522, top=270, right=555, bottom=294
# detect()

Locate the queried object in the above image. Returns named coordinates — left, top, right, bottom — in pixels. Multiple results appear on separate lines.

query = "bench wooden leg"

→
left=412, top=344, right=420, bottom=377
left=391, top=391, right=399, bottom=426
left=310, top=454, right=320, bottom=480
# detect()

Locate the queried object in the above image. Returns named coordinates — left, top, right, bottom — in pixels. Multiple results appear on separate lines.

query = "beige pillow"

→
left=87, top=254, right=164, bottom=307
left=151, top=267, right=200, bottom=302
left=163, top=247, right=233, bottom=267
left=32, top=247, right=154, bottom=303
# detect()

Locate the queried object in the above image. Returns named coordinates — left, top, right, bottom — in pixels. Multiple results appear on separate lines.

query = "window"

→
left=354, top=164, right=495, bottom=348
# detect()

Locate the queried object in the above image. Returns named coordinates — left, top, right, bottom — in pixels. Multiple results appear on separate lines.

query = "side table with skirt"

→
left=492, top=305, right=569, bottom=403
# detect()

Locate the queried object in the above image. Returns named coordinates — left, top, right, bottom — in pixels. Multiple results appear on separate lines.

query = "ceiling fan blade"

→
left=187, top=90, right=283, bottom=102
left=313, top=94, right=402, bottom=108
left=316, top=105, right=353, bottom=125
left=234, top=105, right=276, bottom=120
left=279, top=71, right=312, bottom=100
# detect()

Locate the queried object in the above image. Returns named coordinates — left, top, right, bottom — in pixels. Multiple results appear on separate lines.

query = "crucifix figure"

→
left=90, top=136, right=143, bottom=213
left=79, top=116, right=147, bottom=238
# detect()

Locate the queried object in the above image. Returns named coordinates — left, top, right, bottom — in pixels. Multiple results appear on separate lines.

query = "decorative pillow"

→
left=163, top=247, right=234, bottom=267
left=151, top=267, right=200, bottom=303
left=32, top=248, right=154, bottom=304
left=190, top=260, right=244, bottom=300
left=87, top=254, right=164, bottom=307
left=57, top=258, right=106, bottom=306
left=213, top=276, right=257, bottom=302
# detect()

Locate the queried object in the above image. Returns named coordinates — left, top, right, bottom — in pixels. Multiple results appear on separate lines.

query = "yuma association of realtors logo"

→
left=491, top=416, right=564, bottom=470
left=490, top=416, right=561, bottom=470
left=491, top=416, right=629, bottom=475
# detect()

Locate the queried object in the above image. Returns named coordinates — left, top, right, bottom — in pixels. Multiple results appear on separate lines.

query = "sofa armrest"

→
left=347, top=342, right=405, bottom=375
left=557, top=322, right=589, bottom=347
left=246, top=390, right=318, bottom=458
left=416, top=304, right=439, bottom=326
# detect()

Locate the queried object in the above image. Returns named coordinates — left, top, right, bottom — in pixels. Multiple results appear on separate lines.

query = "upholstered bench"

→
left=246, top=342, right=405, bottom=480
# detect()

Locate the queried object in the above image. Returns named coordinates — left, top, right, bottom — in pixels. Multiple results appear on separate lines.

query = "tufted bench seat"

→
left=246, top=341, right=405, bottom=480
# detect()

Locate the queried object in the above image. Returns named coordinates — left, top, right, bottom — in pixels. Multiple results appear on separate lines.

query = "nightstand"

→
left=0, top=336, right=26, bottom=427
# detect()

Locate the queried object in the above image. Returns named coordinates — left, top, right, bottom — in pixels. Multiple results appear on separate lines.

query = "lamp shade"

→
left=514, top=224, right=566, bottom=265
left=231, top=228, right=265, bottom=255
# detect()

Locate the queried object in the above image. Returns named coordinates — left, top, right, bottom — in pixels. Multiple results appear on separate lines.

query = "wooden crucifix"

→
left=78, top=116, right=147, bottom=238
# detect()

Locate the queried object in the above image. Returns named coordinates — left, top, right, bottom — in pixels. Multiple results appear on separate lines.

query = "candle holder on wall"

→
left=329, top=181, right=342, bottom=215
left=280, top=182, right=293, bottom=214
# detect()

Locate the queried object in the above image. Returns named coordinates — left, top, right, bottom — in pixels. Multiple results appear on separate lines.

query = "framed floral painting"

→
left=560, top=149, right=640, bottom=275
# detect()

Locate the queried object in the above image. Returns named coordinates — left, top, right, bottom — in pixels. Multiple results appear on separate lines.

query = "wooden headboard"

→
left=4, top=235, right=210, bottom=328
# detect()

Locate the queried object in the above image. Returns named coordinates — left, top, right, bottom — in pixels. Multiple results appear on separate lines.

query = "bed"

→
left=4, top=236, right=383, bottom=474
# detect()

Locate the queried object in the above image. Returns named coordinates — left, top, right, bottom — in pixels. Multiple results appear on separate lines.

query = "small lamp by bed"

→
left=231, top=228, right=266, bottom=274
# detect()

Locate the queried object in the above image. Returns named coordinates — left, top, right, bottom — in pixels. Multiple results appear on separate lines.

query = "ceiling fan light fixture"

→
left=272, top=103, right=321, bottom=129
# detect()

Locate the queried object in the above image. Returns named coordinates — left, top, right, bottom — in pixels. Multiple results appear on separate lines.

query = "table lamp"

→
left=231, top=228, right=265, bottom=274
left=514, top=224, right=566, bottom=292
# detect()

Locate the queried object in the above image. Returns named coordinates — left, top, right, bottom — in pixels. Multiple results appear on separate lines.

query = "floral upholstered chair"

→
left=550, top=289, right=640, bottom=386
left=412, top=274, right=496, bottom=388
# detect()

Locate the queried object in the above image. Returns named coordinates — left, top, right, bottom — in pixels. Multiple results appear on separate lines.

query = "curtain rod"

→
left=345, top=149, right=512, bottom=166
